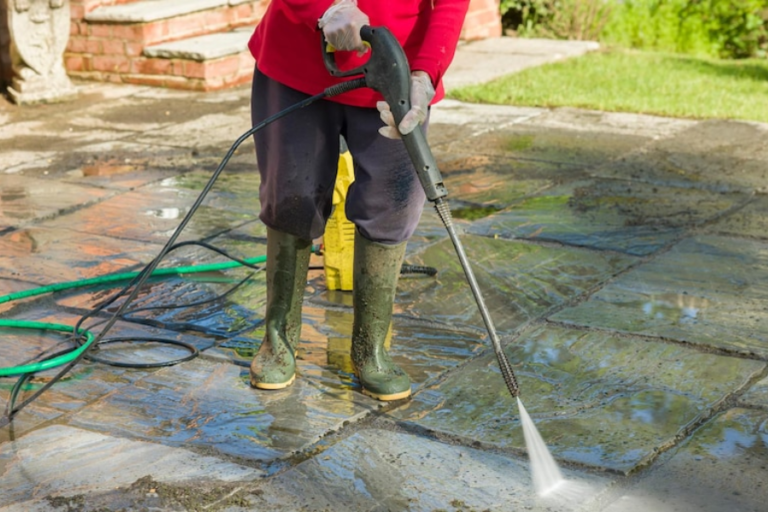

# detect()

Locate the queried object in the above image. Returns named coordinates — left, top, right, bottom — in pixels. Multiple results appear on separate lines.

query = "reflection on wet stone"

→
left=442, top=125, right=647, bottom=170
left=250, top=428, right=612, bottom=511
left=398, top=234, right=635, bottom=332
left=0, top=227, right=164, bottom=284
left=41, top=188, right=256, bottom=244
left=211, top=303, right=487, bottom=395
left=111, top=271, right=267, bottom=338
left=0, top=175, right=111, bottom=229
left=0, top=425, right=261, bottom=507
left=602, top=409, right=768, bottom=512
left=391, top=324, right=764, bottom=473
left=469, top=179, right=745, bottom=255
left=69, top=358, right=377, bottom=462
left=553, top=235, right=768, bottom=357
left=439, top=153, right=568, bottom=207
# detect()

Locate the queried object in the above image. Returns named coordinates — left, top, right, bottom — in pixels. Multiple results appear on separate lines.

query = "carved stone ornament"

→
left=6, top=0, right=77, bottom=104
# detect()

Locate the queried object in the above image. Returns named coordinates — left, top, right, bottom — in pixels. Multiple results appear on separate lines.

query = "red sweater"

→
left=248, top=0, right=470, bottom=107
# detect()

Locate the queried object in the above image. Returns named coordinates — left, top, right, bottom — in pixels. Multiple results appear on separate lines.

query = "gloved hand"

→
left=376, top=71, right=436, bottom=139
left=318, top=0, right=370, bottom=54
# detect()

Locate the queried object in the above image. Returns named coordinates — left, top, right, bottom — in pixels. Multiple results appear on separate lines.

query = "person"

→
left=248, top=0, right=470, bottom=401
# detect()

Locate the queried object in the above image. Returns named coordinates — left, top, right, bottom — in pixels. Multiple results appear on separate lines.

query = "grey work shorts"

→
left=250, top=67, right=427, bottom=244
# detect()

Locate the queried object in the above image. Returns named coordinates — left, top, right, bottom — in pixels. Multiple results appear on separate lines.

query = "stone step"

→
left=143, top=28, right=251, bottom=61
left=85, top=0, right=251, bottom=24
left=65, top=0, right=263, bottom=90
left=69, top=0, right=264, bottom=53
left=68, top=29, right=255, bottom=91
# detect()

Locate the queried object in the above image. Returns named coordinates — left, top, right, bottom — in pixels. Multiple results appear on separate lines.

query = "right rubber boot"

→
left=249, top=227, right=311, bottom=390
left=351, top=232, right=412, bottom=401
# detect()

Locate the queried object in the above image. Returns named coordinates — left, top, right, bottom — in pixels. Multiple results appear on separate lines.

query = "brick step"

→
left=66, top=0, right=264, bottom=90
left=68, top=29, right=254, bottom=91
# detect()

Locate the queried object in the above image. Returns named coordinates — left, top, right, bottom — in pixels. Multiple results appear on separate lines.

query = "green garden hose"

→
left=0, top=255, right=266, bottom=377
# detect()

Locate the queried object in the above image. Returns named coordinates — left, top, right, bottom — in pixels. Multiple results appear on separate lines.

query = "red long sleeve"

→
left=409, top=0, right=471, bottom=87
left=278, top=0, right=333, bottom=27
left=249, top=0, right=470, bottom=107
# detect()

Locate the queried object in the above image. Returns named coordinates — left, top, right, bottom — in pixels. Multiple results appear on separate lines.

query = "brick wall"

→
left=462, top=0, right=502, bottom=40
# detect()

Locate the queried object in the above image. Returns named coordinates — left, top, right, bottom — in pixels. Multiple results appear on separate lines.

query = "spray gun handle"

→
left=321, top=26, right=448, bottom=201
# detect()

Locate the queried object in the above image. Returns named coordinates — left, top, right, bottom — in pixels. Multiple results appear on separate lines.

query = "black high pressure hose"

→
left=1, top=78, right=370, bottom=427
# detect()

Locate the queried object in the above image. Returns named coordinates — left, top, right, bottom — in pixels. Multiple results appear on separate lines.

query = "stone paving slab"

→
left=738, top=376, right=768, bottom=408
left=0, top=150, right=57, bottom=174
left=47, top=223, right=269, bottom=335
left=553, top=235, right=768, bottom=358
left=444, top=38, right=600, bottom=90
left=2, top=142, right=194, bottom=186
left=0, top=424, right=261, bottom=511
left=128, top=109, right=252, bottom=151
left=600, top=408, right=768, bottom=512
left=0, top=175, right=113, bottom=229
left=591, top=120, right=768, bottom=193
left=525, top=107, right=698, bottom=139
left=208, top=301, right=489, bottom=394
left=398, top=234, right=636, bottom=333
left=428, top=99, right=545, bottom=144
left=0, top=404, right=61, bottom=446
left=0, top=311, right=215, bottom=438
left=75, top=93, right=249, bottom=132
left=391, top=324, right=764, bottom=473
left=4, top=55, right=768, bottom=509
left=436, top=124, right=650, bottom=172
left=0, top=120, right=129, bottom=155
left=438, top=153, right=576, bottom=208
left=248, top=428, right=612, bottom=511
left=100, top=268, right=267, bottom=338
left=468, top=179, right=748, bottom=256
left=0, top=227, right=164, bottom=285
left=67, top=356, right=381, bottom=463
left=708, top=196, right=768, bottom=240
left=405, top=203, right=455, bottom=254
left=40, top=186, right=257, bottom=245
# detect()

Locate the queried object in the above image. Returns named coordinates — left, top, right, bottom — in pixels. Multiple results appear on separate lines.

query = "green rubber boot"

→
left=250, top=227, right=311, bottom=390
left=352, top=232, right=412, bottom=401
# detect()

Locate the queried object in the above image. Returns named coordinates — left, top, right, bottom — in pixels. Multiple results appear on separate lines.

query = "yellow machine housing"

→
left=323, top=150, right=356, bottom=291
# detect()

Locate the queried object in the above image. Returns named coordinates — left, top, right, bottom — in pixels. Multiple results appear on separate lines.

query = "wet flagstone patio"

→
left=2, top=83, right=768, bottom=512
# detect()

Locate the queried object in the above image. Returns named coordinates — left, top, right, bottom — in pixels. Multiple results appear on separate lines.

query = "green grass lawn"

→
left=449, top=48, right=768, bottom=123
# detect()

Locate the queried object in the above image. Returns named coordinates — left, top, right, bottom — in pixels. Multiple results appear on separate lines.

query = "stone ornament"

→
left=6, top=0, right=77, bottom=104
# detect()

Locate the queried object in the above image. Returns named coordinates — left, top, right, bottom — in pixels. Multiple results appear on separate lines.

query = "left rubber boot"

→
left=249, top=227, right=311, bottom=390
left=351, top=232, right=412, bottom=401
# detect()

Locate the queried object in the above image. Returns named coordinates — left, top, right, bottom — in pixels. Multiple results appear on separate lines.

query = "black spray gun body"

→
left=323, top=26, right=521, bottom=398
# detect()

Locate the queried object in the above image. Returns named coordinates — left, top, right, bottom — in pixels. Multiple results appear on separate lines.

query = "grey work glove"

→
left=318, top=0, right=370, bottom=54
left=376, top=71, right=436, bottom=139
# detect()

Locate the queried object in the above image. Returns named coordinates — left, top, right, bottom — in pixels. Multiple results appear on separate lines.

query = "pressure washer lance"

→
left=323, top=26, right=521, bottom=398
